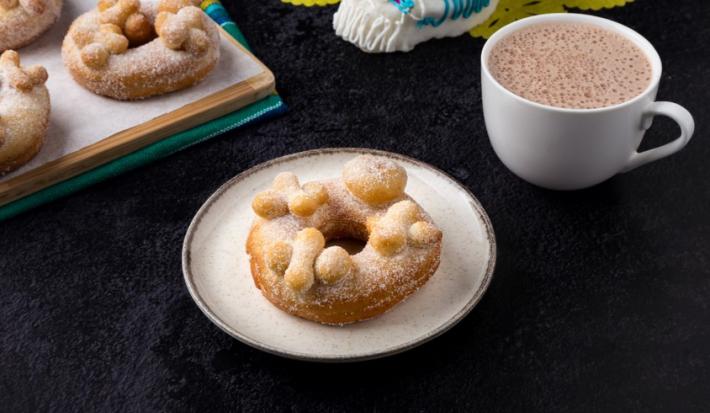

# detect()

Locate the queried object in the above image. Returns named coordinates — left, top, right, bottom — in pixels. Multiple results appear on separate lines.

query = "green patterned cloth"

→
left=0, top=1, right=286, bottom=221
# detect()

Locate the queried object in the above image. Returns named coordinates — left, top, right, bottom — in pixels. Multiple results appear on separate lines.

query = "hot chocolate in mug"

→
left=481, top=13, right=695, bottom=190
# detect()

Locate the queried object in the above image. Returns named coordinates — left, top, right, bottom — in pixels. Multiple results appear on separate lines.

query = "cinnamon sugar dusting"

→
left=62, top=0, right=220, bottom=100
left=247, top=155, right=444, bottom=325
left=0, top=50, right=50, bottom=175
left=0, top=0, right=62, bottom=51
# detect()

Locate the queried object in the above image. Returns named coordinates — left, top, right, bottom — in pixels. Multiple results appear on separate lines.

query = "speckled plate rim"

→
left=182, top=148, right=497, bottom=362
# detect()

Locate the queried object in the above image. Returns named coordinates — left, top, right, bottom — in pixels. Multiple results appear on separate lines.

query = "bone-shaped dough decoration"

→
left=368, top=200, right=441, bottom=256
left=75, top=0, right=207, bottom=68
left=267, top=237, right=353, bottom=291
left=75, top=23, right=130, bottom=68
left=252, top=172, right=329, bottom=219
left=99, top=0, right=139, bottom=26
left=155, top=6, right=211, bottom=54
left=333, top=0, right=499, bottom=52
left=284, top=228, right=326, bottom=292
left=0, top=50, right=48, bottom=92
left=73, top=0, right=149, bottom=68
left=98, top=0, right=153, bottom=45
left=266, top=241, right=293, bottom=275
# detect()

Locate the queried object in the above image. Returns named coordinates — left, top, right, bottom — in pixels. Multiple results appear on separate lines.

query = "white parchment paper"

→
left=2, top=0, right=264, bottom=181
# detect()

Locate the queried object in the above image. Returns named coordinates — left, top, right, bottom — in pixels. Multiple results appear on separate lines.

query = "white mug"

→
left=480, top=13, right=695, bottom=190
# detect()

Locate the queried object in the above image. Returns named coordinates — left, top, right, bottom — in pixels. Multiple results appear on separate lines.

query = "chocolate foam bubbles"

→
left=488, top=22, right=652, bottom=109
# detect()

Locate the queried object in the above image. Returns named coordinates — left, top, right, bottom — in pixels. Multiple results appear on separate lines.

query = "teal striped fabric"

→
left=202, top=0, right=251, bottom=48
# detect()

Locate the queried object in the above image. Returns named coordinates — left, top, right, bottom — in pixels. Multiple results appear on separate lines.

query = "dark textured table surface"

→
left=2, top=0, right=709, bottom=411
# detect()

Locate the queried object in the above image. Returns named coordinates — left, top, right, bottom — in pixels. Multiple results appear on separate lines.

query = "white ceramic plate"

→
left=182, top=148, right=496, bottom=362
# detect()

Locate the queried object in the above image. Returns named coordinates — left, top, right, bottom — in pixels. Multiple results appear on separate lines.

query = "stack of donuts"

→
left=0, top=0, right=221, bottom=175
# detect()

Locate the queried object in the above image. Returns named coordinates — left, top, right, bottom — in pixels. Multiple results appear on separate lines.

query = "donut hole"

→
left=319, top=219, right=369, bottom=255
left=126, top=26, right=157, bottom=48
left=325, top=238, right=366, bottom=255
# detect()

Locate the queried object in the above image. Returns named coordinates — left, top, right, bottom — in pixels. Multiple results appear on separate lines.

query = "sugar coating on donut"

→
left=99, top=0, right=139, bottom=26
left=250, top=158, right=442, bottom=298
left=0, top=0, right=61, bottom=51
left=0, top=0, right=45, bottom=14
left=0, top=0, right=18, bottom=10
left=74, top=0, right=136, bottom=68
left=263, top=233, right=356, bottom=293
left=343, top=155, right=407, bottom=205
left=157, top=0, right=199, bottom=13
left=98, top=0, right=153, bottom=46
left=155, top=6, right=209, bottom=52
left=247, top=177, right=444, bottom=323
left=74, top=0, right=210, bottom=69
left=252, top=190, right=289, bottom=220
left=367, top=200, right=442, bottom=256
left=252, top=172, right=329, bottom=219
left=284, top=228, right=325, bottom=292
left=368, top=200, right=420, bottom=256
left=0, top=50, right=48, bottom=92
left=266, top=241, right=292, bottom=275
left=408, top=221, right=442, bottom=248
left=0, top=50, right=50, bottom=174
left=315, top=246, right=353, bottom=284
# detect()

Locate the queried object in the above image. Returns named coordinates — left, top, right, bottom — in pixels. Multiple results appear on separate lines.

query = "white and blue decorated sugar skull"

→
left=333, top=0, right=499, bottom=52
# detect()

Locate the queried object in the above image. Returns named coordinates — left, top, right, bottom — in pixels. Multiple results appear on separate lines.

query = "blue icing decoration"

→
left=389, top=0, right=415, bottom=14
left=415, top=0, right=491, bottom=28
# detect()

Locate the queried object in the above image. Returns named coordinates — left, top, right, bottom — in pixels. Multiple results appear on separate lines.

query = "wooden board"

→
left=0, top=28, right=275, bottom=207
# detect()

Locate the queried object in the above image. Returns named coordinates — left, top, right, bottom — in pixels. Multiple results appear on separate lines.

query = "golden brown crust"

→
left=248, top=230, right=440, bottom=325
left=246, top=179, right=442, bottom=325
left=0, top=128, right=46, bottom=175
left=61, top=0, right=220, bottom=100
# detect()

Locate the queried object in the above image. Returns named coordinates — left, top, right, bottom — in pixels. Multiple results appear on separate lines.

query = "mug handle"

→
left=622, top=101, right=695, bottom=172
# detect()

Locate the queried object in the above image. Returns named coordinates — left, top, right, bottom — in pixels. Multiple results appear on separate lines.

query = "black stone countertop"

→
left=1, top=0, right=709, bottom=411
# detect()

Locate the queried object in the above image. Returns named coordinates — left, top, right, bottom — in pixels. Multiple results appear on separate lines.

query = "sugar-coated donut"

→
left=0, top=50, right=50, bottom=175
left=247, top=155, right=443, bottom=325
left=62, top=0, right=220, bottom=100
left=0, top=0, right=62, bottom=51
